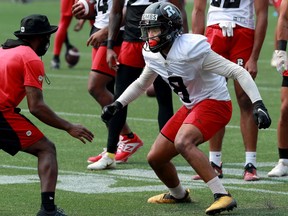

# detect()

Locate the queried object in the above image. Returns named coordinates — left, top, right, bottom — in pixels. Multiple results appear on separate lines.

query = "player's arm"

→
left=107, top=0, right=125, bottom=46
left=202, top=51, right=262, bottom=103
left=101, top=66, right=158, bottom=123
left=249, top=0, right=269, bottom=63
left=191, top=0, right=206, bottom=34
left=277, top=0, right=288, bottom=42
left=203, top=51, right=271, bottom=129
left=169, top=0, right=188, bottom=33
left=25, top=86, right=94, bottom=143
left=106, top=0, right=126, bottom=69
left=274, top=0, right=288, bottom=74
left=117, top=66, right=158, bottom=106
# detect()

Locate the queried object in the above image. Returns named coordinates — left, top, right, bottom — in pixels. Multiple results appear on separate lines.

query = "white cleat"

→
left=268, top=159, right=288, bottom=177
left=87, top=153, right=116, bottom=170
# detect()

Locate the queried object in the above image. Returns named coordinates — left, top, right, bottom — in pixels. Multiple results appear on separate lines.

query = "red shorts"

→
left=61, top=0, right=74, bottom=16
left=91, top=45, right=121, bottom=77
left=161, top=100, right=232, bottom=142
left=118, top=41, right=145, bottom=68
left=206, top=25, right=254, bottom=66
left=272, top=0, right=282, bottom=9
left=0, top=109, right=44, bottom=155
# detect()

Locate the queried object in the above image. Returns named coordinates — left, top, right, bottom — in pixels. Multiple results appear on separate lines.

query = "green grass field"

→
left=0, top=1, right=288, bottom=215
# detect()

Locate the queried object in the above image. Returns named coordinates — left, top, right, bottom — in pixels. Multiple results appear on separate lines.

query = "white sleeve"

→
left=117, top=65, right=158, bottom=107
left=202, top=50, right=262, bottom=103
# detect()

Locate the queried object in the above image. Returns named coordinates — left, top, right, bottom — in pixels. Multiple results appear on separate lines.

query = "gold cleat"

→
left=205, top=192, right=237, bottom=215
left=147, top=189, right=192, bottom=204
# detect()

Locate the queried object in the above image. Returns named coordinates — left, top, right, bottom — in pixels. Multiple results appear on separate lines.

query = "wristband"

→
left=107, top=40, right=115, bottom=49
left=277, top=40, right=287, bottom=51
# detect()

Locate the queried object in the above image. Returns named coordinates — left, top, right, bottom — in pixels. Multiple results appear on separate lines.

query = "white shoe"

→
left=268, top=159, right=288, bottom=177
left=87, top=153, right=116, bottom=170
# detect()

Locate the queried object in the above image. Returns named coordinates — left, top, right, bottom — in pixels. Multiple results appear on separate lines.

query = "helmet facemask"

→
left=140, top=21, right=180, bottom=53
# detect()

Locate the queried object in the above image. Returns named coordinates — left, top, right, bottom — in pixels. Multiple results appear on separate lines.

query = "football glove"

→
left=219, top=21, right=236, bottom=37
left=275, top=50, right=287, bottom=75
left=252, top=100, right=271, bottom=129
left=101, top=101, right=123, bottom=123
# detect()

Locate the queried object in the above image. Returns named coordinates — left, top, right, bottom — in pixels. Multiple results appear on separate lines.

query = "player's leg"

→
left=24, top=137, right=67, bottom=215
left=87, top=65, right=143, bottom=170
left=147, top=106, right=191, bottom=204
left=193, top=26, right=229, bottom=180
left=0, top=110, right=66, bottom=215
left=231, top=27, right=259, bottom=181
left=268, top=76, right=288, bottom=177
left=153, top=75, right=174, bottom=131
left=51, top=0, right=74, bottom=69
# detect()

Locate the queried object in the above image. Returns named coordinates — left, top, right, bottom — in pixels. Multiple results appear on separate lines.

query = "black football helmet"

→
left=139, top=2, right=183, bottom=53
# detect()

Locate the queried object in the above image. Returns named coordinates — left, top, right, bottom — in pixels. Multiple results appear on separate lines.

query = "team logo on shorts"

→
left=38, top=75, right=43, bottom=82
left=26, top=130, right=32, bottom=136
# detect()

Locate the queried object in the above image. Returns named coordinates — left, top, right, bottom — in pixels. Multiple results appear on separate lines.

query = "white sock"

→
left=279, top=158, right=288, bottom=165
left=207, top=177, right=227, bottom=195
left=245, top=152, right=256, bottom=167
left=168, top=184, right=186, bottom=199
left=209, top=151, right=222, bottom=167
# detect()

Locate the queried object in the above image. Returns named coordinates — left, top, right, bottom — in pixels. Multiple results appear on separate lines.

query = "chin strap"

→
left=1, top=39, right=30, bottom=49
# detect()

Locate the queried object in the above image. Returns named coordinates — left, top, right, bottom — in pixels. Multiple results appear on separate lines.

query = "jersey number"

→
left=168, top=76, right=190, bottom=103
left=95, top=0, right=108, bottom=16
left=211, top=0, right=241, bottom=8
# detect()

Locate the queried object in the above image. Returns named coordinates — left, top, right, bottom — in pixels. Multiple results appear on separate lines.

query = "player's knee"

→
left=147, top=150, right=162, bottom=169
left=280, top=101, right=288, bottom=120
left=174, top=136, right=198, bottom=155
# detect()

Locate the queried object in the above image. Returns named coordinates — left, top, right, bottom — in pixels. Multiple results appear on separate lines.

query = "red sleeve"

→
left=23, top=59, right=45, bottom=90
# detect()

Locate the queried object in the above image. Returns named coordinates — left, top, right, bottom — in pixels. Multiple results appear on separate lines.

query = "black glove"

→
left=252, top=100, right=271, bottom=129
left=101, top=101, right=123, bottom=123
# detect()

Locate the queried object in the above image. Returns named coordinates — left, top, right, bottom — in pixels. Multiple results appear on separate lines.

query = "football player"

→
left=268, top=0, right=288, bottom=177
left=101, top=2, right=271, bottom=214
left=192, top=0, right=269, bottom=181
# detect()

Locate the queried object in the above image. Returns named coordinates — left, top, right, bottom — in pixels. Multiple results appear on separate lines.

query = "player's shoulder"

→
left=172, top=34, right=211, bottom=59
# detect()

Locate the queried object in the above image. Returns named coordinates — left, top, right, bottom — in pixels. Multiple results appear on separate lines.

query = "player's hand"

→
left=106, top=49, right=119, bottom=71
left=72, top=1, right=86, bottom=19
left=86, top=29, right=107, bottom=47
left=67, top=124, right=94, bottom=144
left=101, top=101, right=123, bottom=123
left=252, top=100, right=271, bottom=129
left=275, top=50, right=287, bottom=75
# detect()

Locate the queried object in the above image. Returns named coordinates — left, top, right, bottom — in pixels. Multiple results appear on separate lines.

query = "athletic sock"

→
left=107, top=152, right=115, bottom=159
left=41, top=192, right=55, bottom=211
left=209, top=151, right=222, bottom=167
left=207, top=177, right=227, bottom=195
left=168, top=184, right=187, bottom=199
left=245, top=151, right=256, bottom=167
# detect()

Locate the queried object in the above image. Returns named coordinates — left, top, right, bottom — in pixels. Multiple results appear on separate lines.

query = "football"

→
left=75, top=0, right=96, bottom=20
left=65, top=47, right=80, bottom=68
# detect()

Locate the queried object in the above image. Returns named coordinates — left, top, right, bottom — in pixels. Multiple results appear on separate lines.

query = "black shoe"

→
left=51, top=58, right=60, bottom=69
left=36, top=206, right=67, bottom=216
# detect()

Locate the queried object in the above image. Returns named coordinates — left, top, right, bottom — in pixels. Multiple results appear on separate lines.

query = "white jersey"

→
left=93, top=0, right=126, bottom=30
left=117, top=34, right=262, bottom=109
left=207, top=0, right=255, bottom=29
left=143, top=34, right=230, bottom=109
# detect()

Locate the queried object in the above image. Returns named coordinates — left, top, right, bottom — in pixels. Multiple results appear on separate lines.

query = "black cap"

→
left=14, top=14, right=58, bottom=37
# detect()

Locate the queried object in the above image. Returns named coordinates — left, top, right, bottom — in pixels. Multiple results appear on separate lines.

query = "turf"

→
left=0, top=1, right=287, bottom=216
